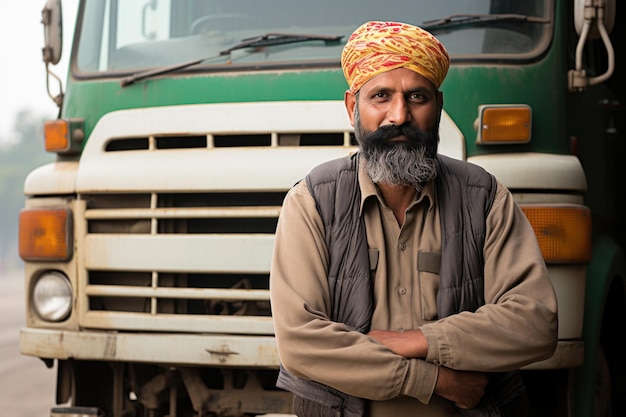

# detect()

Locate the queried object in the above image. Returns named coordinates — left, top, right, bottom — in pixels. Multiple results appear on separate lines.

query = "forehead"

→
left=360, top=68, right=436, bottom=94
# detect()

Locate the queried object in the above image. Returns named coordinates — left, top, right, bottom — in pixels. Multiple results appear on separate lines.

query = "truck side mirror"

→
left=42, top=0, right=63, bottom=65
left=569, top=0, right=616, bottom=92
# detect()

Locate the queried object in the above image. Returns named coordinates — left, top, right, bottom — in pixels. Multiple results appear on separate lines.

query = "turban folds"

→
left=341, top=21, right=450, bottom=92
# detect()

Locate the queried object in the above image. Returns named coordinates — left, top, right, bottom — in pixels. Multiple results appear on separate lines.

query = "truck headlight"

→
left=32, top=271, right=73, bottom=321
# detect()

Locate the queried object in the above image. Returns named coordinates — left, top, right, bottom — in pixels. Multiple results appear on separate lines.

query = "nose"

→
left=386, top=96, right=411, bottom=126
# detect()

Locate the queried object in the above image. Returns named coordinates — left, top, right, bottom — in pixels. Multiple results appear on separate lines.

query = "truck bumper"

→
left=20, top=328, right=280, bottom=368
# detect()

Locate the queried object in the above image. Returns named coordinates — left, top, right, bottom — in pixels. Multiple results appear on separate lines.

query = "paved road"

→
left=0, top=270, right=57, bottom=417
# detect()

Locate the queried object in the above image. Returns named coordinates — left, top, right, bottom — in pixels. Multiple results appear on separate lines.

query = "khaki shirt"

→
left=270, top=159, right=558, bottom=417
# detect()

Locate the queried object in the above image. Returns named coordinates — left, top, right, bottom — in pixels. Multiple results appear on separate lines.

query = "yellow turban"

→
left=341, top=21, right=450, bottom=92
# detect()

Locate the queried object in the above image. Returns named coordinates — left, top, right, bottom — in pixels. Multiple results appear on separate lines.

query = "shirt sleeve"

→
left=420, top=182, right=558, bottom=372
left=270, top=181, right=439, bottom=403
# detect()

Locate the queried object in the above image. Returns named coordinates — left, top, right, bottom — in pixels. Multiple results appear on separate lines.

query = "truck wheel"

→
left=595, top=346, right=613, bottom=417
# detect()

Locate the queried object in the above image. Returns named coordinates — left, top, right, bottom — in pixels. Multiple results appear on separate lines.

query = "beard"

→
left=354, top=109, right=439, bottom=189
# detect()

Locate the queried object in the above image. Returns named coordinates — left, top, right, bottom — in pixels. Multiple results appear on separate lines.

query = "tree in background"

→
left=0, top=110, right=54, bottom=273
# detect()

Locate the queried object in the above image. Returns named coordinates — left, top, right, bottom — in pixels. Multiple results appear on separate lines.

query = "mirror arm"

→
left=586, top=7, right=615, bottom=86
left=45, top=62, right=65, bottom=111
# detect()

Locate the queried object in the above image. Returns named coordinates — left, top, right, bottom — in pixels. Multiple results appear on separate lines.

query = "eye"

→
left=370, top=92, right=390, bottom=102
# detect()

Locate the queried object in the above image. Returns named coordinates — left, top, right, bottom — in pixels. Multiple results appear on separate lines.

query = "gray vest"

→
left=277, top=153, right=526, bottom=417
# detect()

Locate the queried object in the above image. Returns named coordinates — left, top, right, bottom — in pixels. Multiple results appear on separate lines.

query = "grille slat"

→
left=85, top=206, right=282, bottom=219
left=82, top=311, right=275, bottom=334
left=86, top=285, right=270, bottom=301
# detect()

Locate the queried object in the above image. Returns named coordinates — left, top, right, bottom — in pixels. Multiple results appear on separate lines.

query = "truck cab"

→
left=19, top=1, right=625, bottom=416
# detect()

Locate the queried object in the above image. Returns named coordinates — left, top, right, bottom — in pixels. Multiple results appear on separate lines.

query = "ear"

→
left=436, top=90, right=444, bottom=126
left=344, top=90, right=357, bottom=126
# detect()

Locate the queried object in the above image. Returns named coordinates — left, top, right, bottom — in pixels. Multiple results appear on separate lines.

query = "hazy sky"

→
left=0, top=1, right=78, bottom=142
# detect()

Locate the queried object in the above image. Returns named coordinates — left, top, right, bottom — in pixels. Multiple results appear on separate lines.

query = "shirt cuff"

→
left=420, top=323, right=452, bottom=366
left=401, top=359, right=439, bottom=404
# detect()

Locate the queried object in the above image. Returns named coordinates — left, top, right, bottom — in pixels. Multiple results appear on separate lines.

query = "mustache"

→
left=362, top=123, right=436, bottom=146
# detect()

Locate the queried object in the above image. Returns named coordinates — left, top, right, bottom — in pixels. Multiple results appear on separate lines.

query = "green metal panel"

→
left=442, top=57, right=569, bottom=157
left=442, top=0, right=569, bottom=158
left=63, top=69, right=348, bottom=141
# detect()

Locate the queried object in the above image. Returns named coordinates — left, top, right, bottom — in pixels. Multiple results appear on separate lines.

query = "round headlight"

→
left=32, top=271, right=72, bottom=321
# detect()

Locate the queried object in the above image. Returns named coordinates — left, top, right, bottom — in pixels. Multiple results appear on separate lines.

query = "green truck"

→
left=19, top=1, right=625, bottom=416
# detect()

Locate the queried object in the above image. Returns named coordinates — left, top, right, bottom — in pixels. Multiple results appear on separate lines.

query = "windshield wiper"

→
left=422, top=13, right=550, bottom=32
left=218, top=33, right=343, bottom=56
left=121, top=57, right=211, bottom=87
left=121, top=32, right=343, bottom=87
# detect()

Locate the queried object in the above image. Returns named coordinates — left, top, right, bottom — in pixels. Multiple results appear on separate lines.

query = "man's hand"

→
left=367, top=329, right=428, bottom=358
left=435, top=367, right=488, bottom=409
left=368, top=329, right=488, bottom=409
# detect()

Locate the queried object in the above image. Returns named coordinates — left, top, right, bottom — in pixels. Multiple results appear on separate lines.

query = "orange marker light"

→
left=19, top=208, right=73, bottom=261
left=43, top=119, right=84, bottom=154
left=44, top=120, right=70, bottom=152
left=520, top=205, right=591, bottom=263
left=477, top=105, right=531, bottom=144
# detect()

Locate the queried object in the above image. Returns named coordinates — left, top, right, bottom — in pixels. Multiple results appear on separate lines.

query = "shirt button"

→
left=399, top=243, right=406, bottom=250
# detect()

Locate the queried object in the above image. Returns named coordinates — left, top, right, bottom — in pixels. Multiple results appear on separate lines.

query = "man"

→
left=269, top=21, right=558, bottom=417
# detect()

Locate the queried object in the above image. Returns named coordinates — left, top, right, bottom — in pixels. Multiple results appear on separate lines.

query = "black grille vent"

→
left=83, top=192, right=285, bottom=234
left=88, top=271, right=271, bottom=316
left=104, top=132, right=356, bottom=151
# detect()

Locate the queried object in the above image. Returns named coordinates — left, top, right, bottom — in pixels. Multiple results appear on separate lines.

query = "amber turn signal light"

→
left=476, top=105, right=531, bottom=144
left=43, top=119, right=84, bottom=154
left=19, top=208, right=73, bottom=261
left=520, top=204, right=591, bottom=263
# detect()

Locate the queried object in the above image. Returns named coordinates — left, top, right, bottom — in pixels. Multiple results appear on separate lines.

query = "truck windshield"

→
left=75, top=0, right=552, bottom=75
